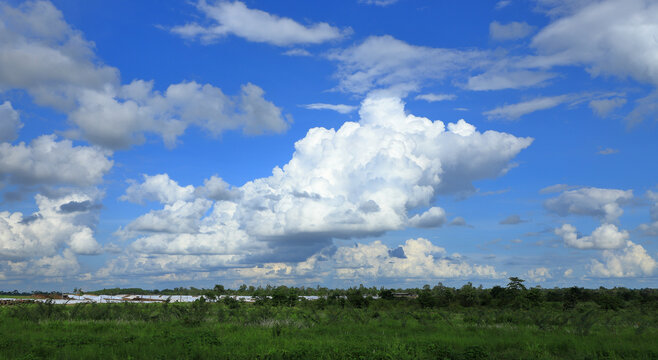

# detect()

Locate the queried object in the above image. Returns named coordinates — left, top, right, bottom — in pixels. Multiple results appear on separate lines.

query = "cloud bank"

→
left=103, top=95, right=531, bottom=281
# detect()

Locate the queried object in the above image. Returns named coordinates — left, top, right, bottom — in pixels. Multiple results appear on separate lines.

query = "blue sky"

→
left=0, top=0, right=657, bottom=291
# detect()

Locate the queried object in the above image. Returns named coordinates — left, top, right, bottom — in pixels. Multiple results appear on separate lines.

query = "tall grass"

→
left=1, top=299, right=657, bottom=359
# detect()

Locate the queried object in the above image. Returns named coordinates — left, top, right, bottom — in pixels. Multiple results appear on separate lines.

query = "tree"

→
left=507, top=277, right=526, bottom=292
left=213, top=284, right=225, bottom=295
left=458, top=282, right=478, bottom=307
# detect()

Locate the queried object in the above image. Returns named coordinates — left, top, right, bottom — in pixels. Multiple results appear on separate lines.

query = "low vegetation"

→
left=1, top=278, right=657, bottom=359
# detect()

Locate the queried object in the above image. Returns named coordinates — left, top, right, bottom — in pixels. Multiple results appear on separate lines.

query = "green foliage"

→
left=2, top=298, right=658, bottom=359
left=4, top=280, right=658, bottom=358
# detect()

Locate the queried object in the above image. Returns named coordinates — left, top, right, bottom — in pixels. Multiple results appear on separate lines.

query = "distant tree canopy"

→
left=5, top=277, right=657, bottom=311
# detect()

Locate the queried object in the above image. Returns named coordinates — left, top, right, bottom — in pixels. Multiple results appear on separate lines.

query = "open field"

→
left=1, top=287, right=657, bottom=360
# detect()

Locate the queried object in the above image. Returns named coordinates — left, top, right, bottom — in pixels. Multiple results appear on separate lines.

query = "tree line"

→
left=18, top=277, right=645, bottom=310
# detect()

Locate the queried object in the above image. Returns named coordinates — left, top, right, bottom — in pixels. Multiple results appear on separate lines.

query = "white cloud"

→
left=329, top=35, right=486, bottom=94
left=499, top=214, right=525, bottom=225
left=597, top=148, right=618, bottom=155
left=9, top=248, right=81, bottom=278
left=0, top=101, right=23, bottom=142
left=449, top=216, right=469, bottom=227
left=303, top=103, right=357, bottom=114
left=0, top=189, right=104, bottom=281
left=534, top=0, right=599, bottom=17
left=589, top=97, right=626, bottom=117
left=526, top=267, right=551, bottom=282
left=528, top=0, right=658, bottom=87
left=332, top=238, right=501, bottom=280
left=483, top=95, right=570, bottom=120
left=495, top=0, right=512, bottom=10
left=195, top=175, right=239, bottom=201
left=171, top=1, right=349, bottom=46
left=96, top=238, right=502, bottom=283
left=539, top=183, right=579, bottom=194
left=446, top=119, right=476, bottom=137
left=564, top=268, right=573, bottom=277
left=414, top=93, right=456, bottom=102
left=116, top=95, right=532, bottom=263
left=555, top=223, right=629, bottom=250
left=465, top=70, right=555, bottom=91
left=126, top=199, right=213, bottom=235
left=359, top=0, right=399, bottom=6
left=121, top=174, right=196, bottom=205
left=0, top=1, right=119, bottom=111
left=590, top=240, right=657, bottom=277
left=70, top=81, right=290, bottom=149
left=0, top=134, right=113, bottom=187
left=408, top=207, right=447, bottom=228
left=544, top=187, right=633, bottom=222
left=490, top=21, right=535, bottom=41
left=625, top=90, right=658, bottom=127
left=0, top=2, right=290, bottom=149
left=283, top=48, right=312, bottom=57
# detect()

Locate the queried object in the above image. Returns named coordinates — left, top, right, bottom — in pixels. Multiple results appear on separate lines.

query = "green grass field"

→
left=1, top=297, right=657, bottom=359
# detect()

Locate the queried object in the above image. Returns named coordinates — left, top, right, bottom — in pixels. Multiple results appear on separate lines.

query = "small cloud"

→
left=489, top=21, right=535, bottom=41
left=454, top=107, right=469, bottom=111
left=408, top=207, right=447, bottom=228
left=302, top=103, right=357, bottom=114
left=449, top=216, right=472, bottom=227
left=465, top=70, right=554, bottom=91
left=415, top=93, right=456, bottom=102
left=539, top=184, right=579, bottom=194
left=359, top=0, right=399, bottom=6
left=59, top=200, right=102, bottom=213
left=283, top=48, right=312, bottom=57
left=564, top=268, right=573, bottom=277
left=597, top=147, right=619, bottom=155
left=526, top=267, right=551, bottom=282
left=495, top=0, right=511, bottom=9
left=510, top=238, right=523, bottom=244
left=499, top=214, right=526, bottom=225
left=589, top=97, right=626, bottom=117
left=171, top=1, right=349, bottom=46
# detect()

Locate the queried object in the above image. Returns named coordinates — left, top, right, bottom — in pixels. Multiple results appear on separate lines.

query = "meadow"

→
left=1, top=280, right=657, bottom=359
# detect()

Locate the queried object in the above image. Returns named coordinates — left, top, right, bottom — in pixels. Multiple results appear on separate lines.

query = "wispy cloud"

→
left=597, top=147, right=619, bottom=155
left=171, top=1, right=350, bottom=46
left=359, top=0, right=399, bottom=6
left=302, top=103, right=357, bottom=114
left=499, top=214, right=527, bottom=225
left=495, top=0, right=512, bottom=10
left=283, top=48, right=312, bottom=57
left=414, top=93, right=456, bottom=102
left=483, top=95, right=571, bottom=120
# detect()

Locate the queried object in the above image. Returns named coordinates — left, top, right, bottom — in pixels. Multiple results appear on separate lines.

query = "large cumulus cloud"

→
left=106, top=95, right=532, bottom=279
left=0, top=190, right=104, bottom=281
left=97, top=238, right=502, bottom=285
left=0, top=135, right=113, bottom=187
